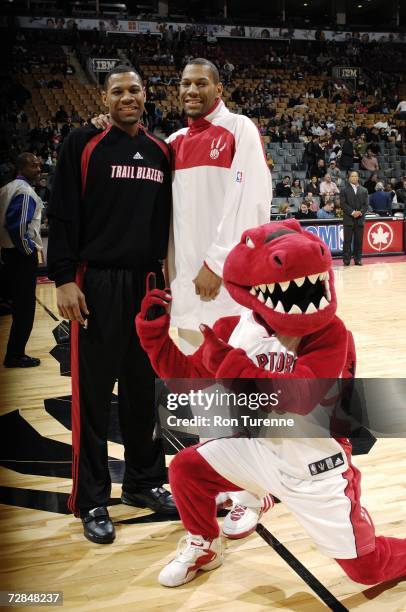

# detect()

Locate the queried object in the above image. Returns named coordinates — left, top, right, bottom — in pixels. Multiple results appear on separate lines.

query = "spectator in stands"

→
left=340, top=137, right=354, bottom=172
left=295, top=201, right=316, bottom=219
left=55, top=105, right=68, bottom=124
left=61, top=118, right=74, bottom=140
left=304, top=135, right=324, bottom=176
left=0, top=153, right=43, bottom=368
left=223, top=60, right=234, bottom=84
left=277, top=202, right=292, bottom=218
left=354, top=135, right=368, bottom=161
left=395, top=178, right=406, bottom=205
left=311, top=158, right=326, bottom=180
left=361, top=150, right=379, bottom=173
left=384, top=182, right=397, bottom=204
left=304, top=191, right=320, bottom=210
left=317, top=200, right=335, bottom=219
left=275, top=176, right=292, bottom=198
left=328, top=160, right=341, bottom=185
left=70, top=108, right=81, bottom=123
left=369, top=182, right=392, bottom=215
left=364, top=173, right=379, bottom=194
left=305, top=176, right=320, bottom=196
left=309, top=200, right=320, bottom=215
left=394, top=100, right=406, bottom=120
left=35, top=177, right=50, bottom=204
left=291, top=178, right=303, bottom=197
left=334, top=197, right=343, bottom=219
left=319, top=173, right=340, bottom=199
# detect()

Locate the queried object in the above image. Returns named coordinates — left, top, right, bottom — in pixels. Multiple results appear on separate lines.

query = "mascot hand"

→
left=200, top=324, right=233, bottom=374
left=140, top=272, right=171, bottom=321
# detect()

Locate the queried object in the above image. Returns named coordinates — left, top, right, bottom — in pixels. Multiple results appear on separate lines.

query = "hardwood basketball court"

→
left=1, top=260, right=405, bottom=611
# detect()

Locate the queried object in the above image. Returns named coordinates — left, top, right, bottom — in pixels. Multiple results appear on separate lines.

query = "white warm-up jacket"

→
left=167, top=99, right=273, bottom=329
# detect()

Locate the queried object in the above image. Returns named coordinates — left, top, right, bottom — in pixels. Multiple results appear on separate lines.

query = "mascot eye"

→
left=246, top=236, right=255, bottom=249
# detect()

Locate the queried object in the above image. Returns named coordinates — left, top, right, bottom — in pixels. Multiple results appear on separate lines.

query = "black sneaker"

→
left=4, top=355, right=41, bottom=368
left=121, top=487, right=178, bottom=515
left=81, top=507, right=115, bottom=544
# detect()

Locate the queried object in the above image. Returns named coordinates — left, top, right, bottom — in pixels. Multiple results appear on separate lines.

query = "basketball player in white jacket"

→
left=167, top=58, right=272, bottom=353
left=166, top=58, right=273, bottom=538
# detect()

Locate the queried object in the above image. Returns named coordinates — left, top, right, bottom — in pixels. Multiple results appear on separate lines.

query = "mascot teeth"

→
left=275, top=301, right=285, bottom=313
left=250, top=270, right=332, bottom=314
left=305, top=303, right=317, bottom=314
left=288, top=304, right=302, bottom=315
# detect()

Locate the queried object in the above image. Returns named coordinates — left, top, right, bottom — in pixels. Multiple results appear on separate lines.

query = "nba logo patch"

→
left=236, top=171, right=243, bottom=183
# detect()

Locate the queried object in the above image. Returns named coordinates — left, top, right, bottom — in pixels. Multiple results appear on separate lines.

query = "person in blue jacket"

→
left=369, top=182, right=392, bottom=215
left=0, top=153, right=43, bottom=367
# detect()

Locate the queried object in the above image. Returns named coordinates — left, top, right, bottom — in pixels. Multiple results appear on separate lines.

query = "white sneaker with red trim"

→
left=215, top=492, right=232, bottom=509
left=222, top=494, right=274, bottom=539
left=158, top=533, right=224, bottom=587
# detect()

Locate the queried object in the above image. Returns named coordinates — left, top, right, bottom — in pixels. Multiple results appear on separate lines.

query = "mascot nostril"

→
left=320, top=245, right=325, bottom=256
left=273, top=255, right=283, bottom=266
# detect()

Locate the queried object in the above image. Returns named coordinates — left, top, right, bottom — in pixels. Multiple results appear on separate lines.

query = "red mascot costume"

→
left=136, top=220, right=406, bottom=588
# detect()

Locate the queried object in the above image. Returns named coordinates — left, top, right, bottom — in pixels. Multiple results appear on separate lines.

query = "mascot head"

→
left=223, top=219, right=337, bottom=336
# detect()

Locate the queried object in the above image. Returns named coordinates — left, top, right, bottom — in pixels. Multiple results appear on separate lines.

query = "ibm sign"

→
left=304, top=224, right=344, bottom=253
left=332, top=66, right=360, bottom=80
left=91, top=58, right=120, bottom=73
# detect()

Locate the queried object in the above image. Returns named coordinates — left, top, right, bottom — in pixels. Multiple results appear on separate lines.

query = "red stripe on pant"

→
left=334, top=438, right=406, bottom=584
left=169, top=445, right=243, bottom=540
left=67, top=264, right=87, bottom=517
left=338, top=438, right=376, bottom=557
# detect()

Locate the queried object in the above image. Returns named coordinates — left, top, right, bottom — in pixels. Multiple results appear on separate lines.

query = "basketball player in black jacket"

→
left=47, top=66, right=175, bottom=544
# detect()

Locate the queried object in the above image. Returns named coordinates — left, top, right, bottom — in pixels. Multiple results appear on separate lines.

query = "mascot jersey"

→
left=136, top=219, right=354, bottom=480
left=166, top=99, right=273, bottom=329
left=199, top=310, right=350, bottom=483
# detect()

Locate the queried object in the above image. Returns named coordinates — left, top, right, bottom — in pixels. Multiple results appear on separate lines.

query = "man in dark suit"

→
left=341, top=170, right=369, bottom=266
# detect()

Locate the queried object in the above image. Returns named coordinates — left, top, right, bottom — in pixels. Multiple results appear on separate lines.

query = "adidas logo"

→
left=133, top=152, right=143, bottom=160
left=335, top=456, right=343, bottom=466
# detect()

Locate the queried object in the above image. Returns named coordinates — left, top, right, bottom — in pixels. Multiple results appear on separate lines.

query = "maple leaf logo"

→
left=371, top=225, right=390, bottom=247
left=367, top=222, right=393, bottom=252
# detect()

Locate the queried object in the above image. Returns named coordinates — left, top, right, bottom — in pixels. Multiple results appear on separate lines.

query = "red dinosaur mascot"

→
left=136, top=219, right=406, bottom=588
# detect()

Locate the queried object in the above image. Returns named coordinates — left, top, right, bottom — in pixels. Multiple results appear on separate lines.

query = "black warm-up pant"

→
left=68, top=263, right=167, bottom=517
left=1, top=248, right=38, bottom=360
left=343, top=221, right=364, bottom=263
